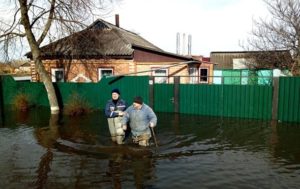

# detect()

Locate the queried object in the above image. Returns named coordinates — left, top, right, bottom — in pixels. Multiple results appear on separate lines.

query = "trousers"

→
left=107, top=117, right=124, bottom=144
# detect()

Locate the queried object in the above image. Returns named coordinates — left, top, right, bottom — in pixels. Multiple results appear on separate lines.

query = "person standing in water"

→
left=122, top=96, right=157, bottom=146
left=105, top=88, right=127, bottom=144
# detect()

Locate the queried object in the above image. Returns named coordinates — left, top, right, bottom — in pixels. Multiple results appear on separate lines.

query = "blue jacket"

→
left=105, top=99, right=127, bottom=118
left=122, top=103, right=157, bottom=136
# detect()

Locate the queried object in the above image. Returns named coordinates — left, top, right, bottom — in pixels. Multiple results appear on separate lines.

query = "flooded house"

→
left=26, top=15, right=214, bottom=84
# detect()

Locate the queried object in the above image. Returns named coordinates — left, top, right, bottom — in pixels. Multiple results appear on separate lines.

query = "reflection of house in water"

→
left=25, top=15, right=215, bottom=84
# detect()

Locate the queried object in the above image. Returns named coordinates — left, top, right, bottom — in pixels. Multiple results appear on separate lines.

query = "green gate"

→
left=154, top=84, right=174, bottom=112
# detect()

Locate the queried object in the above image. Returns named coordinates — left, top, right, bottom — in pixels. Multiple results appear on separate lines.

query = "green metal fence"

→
left=153, top=84, right=174, bottom=112
left=1, top=75, right=300, bottom=123
left=1, top=76, right=149, bottom=110
left=178, top=84, right=272, bottom=120
left=278, top=77, right=300, bottom=122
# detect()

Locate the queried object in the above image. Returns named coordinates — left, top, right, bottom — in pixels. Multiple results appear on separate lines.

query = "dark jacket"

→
left=105, top=99, right=127, bottom=118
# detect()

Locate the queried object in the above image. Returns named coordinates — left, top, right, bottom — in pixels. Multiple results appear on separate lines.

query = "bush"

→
left=64, top=93, right=92, bottom=116
left=12, top=93, right=30, bottom=112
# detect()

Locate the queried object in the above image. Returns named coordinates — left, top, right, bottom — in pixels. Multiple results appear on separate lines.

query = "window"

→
left=51, top=68, right=64, bottom=82
left=152, top=68, right=168, bottom=83
left=199, top=68, right=208, bottom=83
left=189, top=67, right=198, bottom=84
left=98, top=68, right=113, bottom=80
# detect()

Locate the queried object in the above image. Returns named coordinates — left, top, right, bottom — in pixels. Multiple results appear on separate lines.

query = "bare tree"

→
left=0, top=0, right=118, bottom=114
left=247, top=0, right=300, bottom=75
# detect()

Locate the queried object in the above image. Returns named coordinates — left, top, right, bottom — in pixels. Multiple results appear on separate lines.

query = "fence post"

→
left=0, top=76, right=4, bottom=126
left=174, top=76, right=180, bottom=113
left=149, top=76, right=154, bottom=109
left=272, top=77, right=279, bottom=120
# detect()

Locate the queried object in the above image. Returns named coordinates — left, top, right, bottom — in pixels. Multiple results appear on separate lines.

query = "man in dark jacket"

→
left=105, top=88, right=127, bottom=144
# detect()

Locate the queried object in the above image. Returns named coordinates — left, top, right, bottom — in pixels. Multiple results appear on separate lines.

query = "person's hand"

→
left=149, top=122, right=155, bottom=128
left=118, top=111, right=124, bottom=116
left=122, top=125, right=127, bottom=131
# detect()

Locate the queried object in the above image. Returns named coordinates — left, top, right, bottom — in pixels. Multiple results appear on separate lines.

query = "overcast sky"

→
left=103, top=0, right=269, bottom=57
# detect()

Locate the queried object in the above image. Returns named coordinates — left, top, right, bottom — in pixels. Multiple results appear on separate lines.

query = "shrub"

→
left=12, top=93, right=30, bottom=112
left=64, top=93, right=92, bottom=116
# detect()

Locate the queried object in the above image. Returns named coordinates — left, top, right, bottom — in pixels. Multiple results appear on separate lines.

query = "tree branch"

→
left=37, top=0, right=56, bottom=45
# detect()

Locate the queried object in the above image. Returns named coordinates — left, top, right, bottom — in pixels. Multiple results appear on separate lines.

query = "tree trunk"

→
left=35, top=58, right=60, bottom=114
left=19, top=0, right=59, bottom=114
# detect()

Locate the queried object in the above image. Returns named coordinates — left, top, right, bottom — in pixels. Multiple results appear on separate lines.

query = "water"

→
left=0, top=107, right=300, bottom=189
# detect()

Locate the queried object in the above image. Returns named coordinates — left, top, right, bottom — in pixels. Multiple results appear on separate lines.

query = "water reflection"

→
left=33, top=113, right=59, bottom=189
left=0, top=107, right=300, bottom=188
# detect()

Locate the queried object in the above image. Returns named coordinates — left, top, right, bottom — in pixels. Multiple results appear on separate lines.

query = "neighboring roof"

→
left=210, top=50, right=292, bottom=69
left=26, top=19, right=163, bottom=59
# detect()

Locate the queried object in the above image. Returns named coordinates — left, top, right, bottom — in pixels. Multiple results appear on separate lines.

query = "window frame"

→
left=51, top=68, right=64, bottom=82
left=199, top=68, right=209, bottom=83
left=152, top=68, right=168, bottom=84
left=98, top=68, right=114, bottom=81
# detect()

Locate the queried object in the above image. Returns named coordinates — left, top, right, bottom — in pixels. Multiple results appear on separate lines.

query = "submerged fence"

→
left=0, top=75, right=299, bottom=123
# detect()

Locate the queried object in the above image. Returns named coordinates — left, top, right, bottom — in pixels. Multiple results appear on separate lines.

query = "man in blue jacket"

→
left=122, top=96, right=157, bottom=146
left=105, top=88, right=127, bottom=144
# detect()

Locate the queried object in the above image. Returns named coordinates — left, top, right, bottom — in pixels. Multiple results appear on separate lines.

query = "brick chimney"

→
left=115, top=14, right=119, bottom=27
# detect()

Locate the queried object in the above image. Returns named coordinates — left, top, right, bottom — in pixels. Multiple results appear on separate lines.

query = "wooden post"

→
left=272, top=77, right=279, bottom=120
left=174, top=76, right=180, bottom=113
left=149, top=76, right=154, bottom=109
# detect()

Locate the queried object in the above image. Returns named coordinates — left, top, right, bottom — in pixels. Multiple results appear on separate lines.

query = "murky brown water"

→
left=0, top=107, right=300, bottom=189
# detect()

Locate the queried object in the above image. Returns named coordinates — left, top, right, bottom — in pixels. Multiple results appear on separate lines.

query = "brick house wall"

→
left=31, top=59, right=132, bottom=82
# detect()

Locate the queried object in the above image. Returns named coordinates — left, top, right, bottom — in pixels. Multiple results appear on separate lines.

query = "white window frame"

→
left=199, top=68, right=208, bottom=83
left=98, top=68, right=113, bottom=81
left=51, top=68, right=64, bottom=82
left=152, top=68, right=168, bottom=83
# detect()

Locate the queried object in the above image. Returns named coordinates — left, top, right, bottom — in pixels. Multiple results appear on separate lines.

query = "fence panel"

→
left=278, top=77, right=300, bottom=122
left=0, top=76, right=4, bottom=125
left=180, top=84, right=272, bottom=120
left=180, top=84, right=223, bottom=116
left=1, top=76, right=149, bottom=110
left=222, top=85, right=272, bottom=119
left=154, top=84, right=174, bottom=112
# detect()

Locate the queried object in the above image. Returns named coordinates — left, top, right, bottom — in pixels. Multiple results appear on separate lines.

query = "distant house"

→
left=0, top=61, right=31, bottom=81
left=26, top=15, right=214, bottom=84
left=11, top=61, right=31, bottom=74
left=210, top=51, right=292, bottom=85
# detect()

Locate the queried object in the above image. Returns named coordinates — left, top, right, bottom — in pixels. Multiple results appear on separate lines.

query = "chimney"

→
left=115, top=14, right=119, bottom=27
left=176, top=32, right=180, bottom=54
left=182, top=33, right=186, bottom=55
left=188, top=34, right=192, bottom=56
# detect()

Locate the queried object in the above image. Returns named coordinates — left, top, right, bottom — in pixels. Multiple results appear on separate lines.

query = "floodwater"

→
left=0, top=107, right=300, bottom=189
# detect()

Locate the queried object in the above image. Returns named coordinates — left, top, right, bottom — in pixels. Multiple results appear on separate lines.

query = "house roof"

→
left=26, top=19, right=163, bottom=59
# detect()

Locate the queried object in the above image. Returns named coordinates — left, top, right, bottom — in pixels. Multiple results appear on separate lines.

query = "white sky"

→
left=103, top=0, right=269, bottom=57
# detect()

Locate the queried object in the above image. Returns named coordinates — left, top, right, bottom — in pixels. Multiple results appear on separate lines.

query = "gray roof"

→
left=27, top=19, right=163, bottom=58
